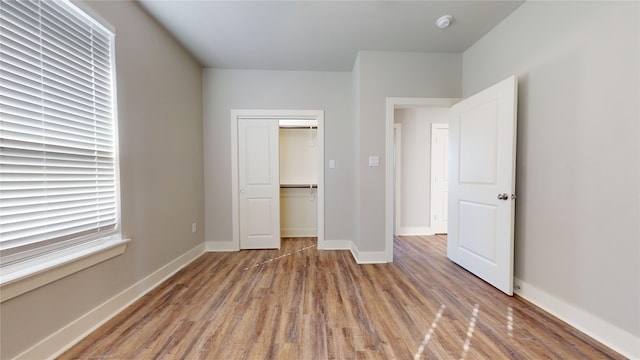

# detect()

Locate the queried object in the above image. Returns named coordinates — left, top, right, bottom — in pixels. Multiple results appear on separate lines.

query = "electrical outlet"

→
left=191, top=222, right=197, bottom=233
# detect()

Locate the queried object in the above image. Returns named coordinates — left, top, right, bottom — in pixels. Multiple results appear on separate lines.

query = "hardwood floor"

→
left=60, top=236, right=624, bottom=359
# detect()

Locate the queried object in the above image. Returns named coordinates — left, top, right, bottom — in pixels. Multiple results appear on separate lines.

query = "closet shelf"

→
left=280, top=184, right=318, bottom=189
left=280, top=126, right=317, bottom=129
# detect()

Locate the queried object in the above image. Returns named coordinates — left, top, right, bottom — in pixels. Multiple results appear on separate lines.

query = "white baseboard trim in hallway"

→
left=398, top=226, right=433, bottom=236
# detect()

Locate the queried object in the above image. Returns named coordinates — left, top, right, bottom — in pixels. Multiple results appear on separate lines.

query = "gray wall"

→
left=463, top=1, right=639, bottom=338
left=5, top=1, right=638, bottom=358
left=353, top=51, right=462, bottom=252
left=203, top=69, right=353, bottom=245
left=0, top=1, right=205, bottom=358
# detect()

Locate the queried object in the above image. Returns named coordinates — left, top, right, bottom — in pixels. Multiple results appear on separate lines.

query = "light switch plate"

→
left=368, top=156, right=379, bottom=167
left=329, top=159, right=335, bottom=169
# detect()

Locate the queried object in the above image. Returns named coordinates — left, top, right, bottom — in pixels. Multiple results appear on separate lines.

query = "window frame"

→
left=0, top=0, right=128, bottom=302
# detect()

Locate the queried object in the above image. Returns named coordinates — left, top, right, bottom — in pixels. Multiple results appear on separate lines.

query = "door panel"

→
left=458, top=201, right=497, bottom=262
left=239, top=119, right=280, bottom=249
left=245, top=127, right=272, bottom=184
left=459, top=101, right=499, bottom=185
left=246, top=198, right=274, bottom=236
left=448, top=76, right=517, bottom=295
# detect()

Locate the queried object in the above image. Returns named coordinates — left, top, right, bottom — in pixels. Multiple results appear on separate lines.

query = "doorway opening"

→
left=386, top=76, right=518, bottom=295
left=384, top=98, right=459, bottom=262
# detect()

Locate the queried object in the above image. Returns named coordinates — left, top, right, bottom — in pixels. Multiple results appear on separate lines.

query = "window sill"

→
left=0, top=237, right=131, bottom=302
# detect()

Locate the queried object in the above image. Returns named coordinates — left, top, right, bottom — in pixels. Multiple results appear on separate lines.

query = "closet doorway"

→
left=230, top=110, right=325, bottom=250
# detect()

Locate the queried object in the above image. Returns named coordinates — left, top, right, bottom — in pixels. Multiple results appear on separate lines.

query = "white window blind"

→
left=0, top=0, right=118, bottom=265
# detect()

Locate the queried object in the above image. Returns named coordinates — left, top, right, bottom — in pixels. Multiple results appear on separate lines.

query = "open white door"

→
left=238, top=119, right=280, bottom=249
left=448, top=76, right=517, bottom=295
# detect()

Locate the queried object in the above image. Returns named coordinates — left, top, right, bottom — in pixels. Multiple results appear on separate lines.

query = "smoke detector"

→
left=436, top=15, right=453, bottom=29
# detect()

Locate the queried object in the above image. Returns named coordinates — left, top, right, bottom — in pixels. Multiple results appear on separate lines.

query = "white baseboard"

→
left=281, top=228, right=317, bottom=238
left=514, top=278, right=640, bottom=360
left=318, top=239, right=351, bottom=250
left=399, top=226, right=433, bottom=236
left=205, top=239, right=352, bottom=252
left=205, top=241, right=238, bottom=252
left=349, top=243, right=388, bottom=264
left=14, top=244, right=205, bottom=360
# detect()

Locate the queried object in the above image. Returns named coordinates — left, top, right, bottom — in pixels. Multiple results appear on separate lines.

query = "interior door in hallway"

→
left=430, top=123, right=448, bottom=234
left=238, top=119, right=280, bottom=249
left=447, top=76, right=518, bottom=295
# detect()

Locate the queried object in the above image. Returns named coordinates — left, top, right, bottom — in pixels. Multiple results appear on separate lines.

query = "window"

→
left=0, top=0, right=126, bottom=300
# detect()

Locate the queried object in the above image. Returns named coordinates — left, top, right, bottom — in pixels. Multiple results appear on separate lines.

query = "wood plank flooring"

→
left=60, top=236, right=624, bottom=359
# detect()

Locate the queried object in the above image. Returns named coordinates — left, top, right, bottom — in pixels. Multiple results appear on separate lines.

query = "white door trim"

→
left=385, top=98, right=460, bottom=262
left=231, top=109, right=325, bottom=250
left=393, top=123, right=402, bottom=236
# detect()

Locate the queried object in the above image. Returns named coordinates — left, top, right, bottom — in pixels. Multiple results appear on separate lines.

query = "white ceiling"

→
left=137, top=0, right=524, bottom=71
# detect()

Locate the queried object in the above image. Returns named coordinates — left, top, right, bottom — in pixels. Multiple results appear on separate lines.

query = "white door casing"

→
left=238, top=119, right=281, bottom=249
left=447, top=75, right=518, bottom=295
left=393, top=123, right=402, bottom=236
left=430, top=123, right=449, bottom=234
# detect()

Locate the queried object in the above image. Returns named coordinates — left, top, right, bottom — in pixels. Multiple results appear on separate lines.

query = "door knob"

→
left=497, top=193, right=509, bottom=200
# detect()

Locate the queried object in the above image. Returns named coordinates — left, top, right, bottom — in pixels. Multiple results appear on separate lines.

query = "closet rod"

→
left=280, top=184, right=318, bottom=189
left=279, top=126, right=318, bottom=129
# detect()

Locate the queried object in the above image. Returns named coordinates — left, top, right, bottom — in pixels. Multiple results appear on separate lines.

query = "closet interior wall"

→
left=279, top=125, right=318, bottom=237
